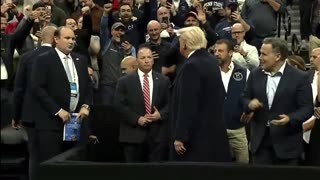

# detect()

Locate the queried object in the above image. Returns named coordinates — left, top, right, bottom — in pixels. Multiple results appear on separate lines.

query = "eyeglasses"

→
left=231, top=31, right=244, bottom=34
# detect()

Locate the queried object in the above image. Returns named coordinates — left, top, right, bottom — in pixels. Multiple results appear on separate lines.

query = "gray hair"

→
left=263, top=37, right=289, bottom=60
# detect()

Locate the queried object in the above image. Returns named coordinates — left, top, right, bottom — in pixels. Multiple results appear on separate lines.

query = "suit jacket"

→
left=13, top=46, right=52, bottom=122
left=170, top=49, right=231, bottom=162
left=1, top=18, right=34, bottom=90
left=114, top=71, right=170, bottom=143
left=242, top=63, right=313, bottom=159
left=26, top=49, right=91, bottom=130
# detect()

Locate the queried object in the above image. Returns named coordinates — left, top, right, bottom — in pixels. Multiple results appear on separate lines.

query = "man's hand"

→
left=192, top=0, right=201, bottom=8
left=248, top=98, right=263, bottom=111
left=240, top=112, right=254, bottom=123
left=81, top=6, right=91, bottom=15
left=230, top=11, right=242, bottom=21
left=11, top=3, right=18, bottom=15
left=235, top=45, right=247, bottom=57
left=11, top=119, right=21, bottom=129
left=58, top=109, right=70, bottom=123
left=29, top=11, right=40, bottom=20
left=121, top=41, right=132, bottom=54
left=144, top=106, right=161, bottom=122
left=34, top=30, right=41, bottom=38
left=1, top=3, right=10, bottom=14
left=314, top=107, right=320, bottom=119
left=137, top=116, right=152, bottom=127
left=196, top=4, right=206, bottom=24
left=152, top=51, right=159, bottom=59
left=174, top=140, right=186, bottom=155
left=160, top=23, right=169, bottom=30
left=166, top=2, right=176, bottom=16
left=88, top=67, right=93, bottom=76
left=76, top=106, right=89, bottom=120
left=270, top=114, right=290, bottom=126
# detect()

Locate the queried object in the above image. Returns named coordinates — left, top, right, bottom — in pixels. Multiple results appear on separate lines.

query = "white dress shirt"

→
left=264, top=61, right=286, bottom=109
left=138, top=69, right=153, bottom=105
left=1, top=57, right=8, bottom=80
left=220, top=62, right=250, bottom=92
left=55, top=48, right=79, bottom=112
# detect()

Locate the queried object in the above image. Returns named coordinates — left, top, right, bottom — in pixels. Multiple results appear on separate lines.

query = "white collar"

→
left=41, top=43, right=52, bottom=47
left=187, top=50, right=196, bottom=59
left=138, top=68, right=152, bottom=78
left=263, top=61, right=287, bottom=76
left=55, top=48, right=71, bottom=60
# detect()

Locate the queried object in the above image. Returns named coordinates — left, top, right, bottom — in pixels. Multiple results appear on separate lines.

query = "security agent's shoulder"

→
left=117, top=71, right=138, bottom=83
left=153, top=71, right=170, bottom=84
left=18, top=49, right=34, bottom=63
left=249, top=66, right=264, bottom=75
left=285, top=63, right=309, bottom=79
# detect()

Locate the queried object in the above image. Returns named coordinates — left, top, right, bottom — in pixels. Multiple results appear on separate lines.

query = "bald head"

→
left=157, top=7, right=170, bottom=22
left=313, top=48, right=320, bottom=53
left=231, top=23, right=246, bottom=44
left=41, top=26, right=57, bottom=44
left=232, top=23, right=244, bottom=31
left=147, top=20, right=161, bottom=43
left=147, top=20, right=161, bottom=30
left=121, top=56, right=138, bottom=75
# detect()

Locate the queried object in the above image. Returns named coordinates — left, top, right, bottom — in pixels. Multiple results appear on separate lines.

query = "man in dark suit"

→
left=1, top=11, right=38, bottom=128
left=305, top=47, right=320, bottom=166
left=170, top=26, right=231, bottom=162
left=25, top=27, right=91, bottom=180
left=11, top=25, right=56, bottom=180
left=12, top=25, right=56, bottom=127
left=114, top=46, right=170, bottom=162
left=242, top=37, right=313, bottom=165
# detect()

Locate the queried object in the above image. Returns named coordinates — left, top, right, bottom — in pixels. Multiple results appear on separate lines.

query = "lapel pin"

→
left=155, top=77, right=158, bottom=80
left=76, top=58, right=79, bottom=61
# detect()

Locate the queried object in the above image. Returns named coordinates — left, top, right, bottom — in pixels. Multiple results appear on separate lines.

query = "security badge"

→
left=233, top=72, right=243, bottom=81
left=70, top=82, right=78, bottom=97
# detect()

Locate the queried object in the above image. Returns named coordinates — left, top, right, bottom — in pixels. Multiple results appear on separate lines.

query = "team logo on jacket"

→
left=233, top=72, right=243, bottom=81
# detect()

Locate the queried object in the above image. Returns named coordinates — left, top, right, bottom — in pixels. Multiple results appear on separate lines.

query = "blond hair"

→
left=177, top=26, right=207, bottom=50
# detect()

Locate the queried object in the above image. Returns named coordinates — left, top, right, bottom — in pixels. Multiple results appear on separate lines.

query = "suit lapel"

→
left=71, top=53, right=82, bottom=88
left=151, top=72, right=159, bottom=108
left=257, top=70, right=269, bottom=110
left=51, top=50, right=69, bottom=87
left=134, top=72, right=145, bottom=108
left=271, top=64, right=289, bottom=109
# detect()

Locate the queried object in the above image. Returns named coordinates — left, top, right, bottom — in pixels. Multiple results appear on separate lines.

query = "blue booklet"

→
left=63, top=113, right=81, bottom=141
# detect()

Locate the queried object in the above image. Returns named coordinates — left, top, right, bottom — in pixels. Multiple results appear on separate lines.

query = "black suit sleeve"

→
left=114, top=78, right=140, bottom=126
left=12, top=53, right=29, bottom=120
left=11, top=18, right=34, bottom=47
left=158, top=77, right=170, bottom=121
left=242, top=69, right=254, bottom=113
left=175, top=63, right=200, bottom=142
left=288, top=72, right=314, bottom=128
left=30, top=56, right=61, bottom=115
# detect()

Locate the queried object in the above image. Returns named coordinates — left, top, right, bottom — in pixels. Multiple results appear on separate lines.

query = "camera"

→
left=120, top=35, right=129, bottom=44
left=162, top=16, right=169, bottom=25
left=229, top=4, right=238, bottom=14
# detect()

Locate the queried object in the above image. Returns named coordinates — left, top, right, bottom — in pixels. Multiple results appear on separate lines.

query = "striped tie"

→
left=143, top=73, right=151, bottom=114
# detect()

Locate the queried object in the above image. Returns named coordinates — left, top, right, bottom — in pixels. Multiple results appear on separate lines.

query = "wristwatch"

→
left=81, top=104, right=90, bottom=111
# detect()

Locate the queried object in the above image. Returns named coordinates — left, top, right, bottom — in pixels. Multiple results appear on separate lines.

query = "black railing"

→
left=277, top=9, right=291, bottom=40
